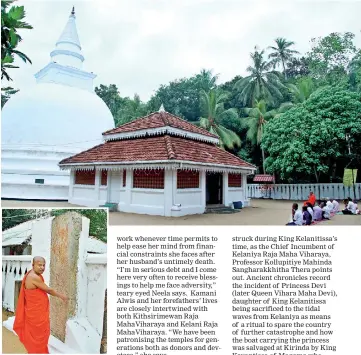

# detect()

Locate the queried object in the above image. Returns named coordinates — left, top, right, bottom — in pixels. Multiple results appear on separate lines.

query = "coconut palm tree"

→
left=199, top=89, right=241, bottom=150
left=268, top=38, right=299, bottom=80
left=243, top=99, right=293, bottom=172
left=1, top=0, right=33, bottom=81
left=287, top=77, right=315, bottom=103
left=235, top=47, right=286, bottom=107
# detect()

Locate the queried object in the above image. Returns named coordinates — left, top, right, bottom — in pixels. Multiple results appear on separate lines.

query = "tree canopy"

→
left=2, top=209, right=108, bottom=242
left=262, top=86, right=361, bottom=182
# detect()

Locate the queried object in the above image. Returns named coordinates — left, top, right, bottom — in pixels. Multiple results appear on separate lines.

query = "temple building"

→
left=59, top=107, right=256, bottom=216
left=1, top=8, right=114, bottom=200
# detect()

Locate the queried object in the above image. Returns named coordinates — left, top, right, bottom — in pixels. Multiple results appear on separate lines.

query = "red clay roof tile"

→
left=59, top=135, right=255, bottom=169
left=102, top=111, right=218, bottom=138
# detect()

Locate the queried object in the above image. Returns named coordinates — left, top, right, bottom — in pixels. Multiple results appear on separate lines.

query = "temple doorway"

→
left=206, top=172, right=223, bottom=205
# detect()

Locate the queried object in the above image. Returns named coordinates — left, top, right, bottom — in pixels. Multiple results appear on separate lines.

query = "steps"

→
left=205, top=205, right=241, bottom=214
left=99, top=202, right=118, bottom=212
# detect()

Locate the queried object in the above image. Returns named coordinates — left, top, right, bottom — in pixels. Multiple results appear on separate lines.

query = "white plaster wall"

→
left=109, top=171, right=121, bottom=203
left=32, top=217, right=54, bottom=284
left=122, top=189, right=165, bottom=215
left=227, top=188, right=244, bottom=206
left=98, top=187, right=107, bottom=202
left=85, top=255, right=107, bottom=336
left=175, top=189, right=202, bottom=206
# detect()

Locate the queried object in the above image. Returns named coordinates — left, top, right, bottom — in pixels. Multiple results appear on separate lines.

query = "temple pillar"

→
left=49, top=212, right=89, bottom=342
left=164, top=169, right=173, bottom=216
left=223, top=172, right=229, bottom=206
left=94, top=169, right=101, bottom=202
left=200, top=170, right=206, bottom=211
left=69, top=170, right=75, bottom=199
left=124, top=169, right=132, bottom=208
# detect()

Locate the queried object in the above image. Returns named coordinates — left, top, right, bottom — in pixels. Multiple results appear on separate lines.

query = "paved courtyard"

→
left=2, top=199, right=360, bottom=225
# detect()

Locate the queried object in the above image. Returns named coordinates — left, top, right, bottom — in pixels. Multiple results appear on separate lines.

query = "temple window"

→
left=75, top=170, right=95, bottom=185
left=228, top=173, right=242, bottom=187
left=177, top=170, right=200, bottom=189
left=101, top=171, right=107, bottom=186
left=133, top=169, right=164, bottom=189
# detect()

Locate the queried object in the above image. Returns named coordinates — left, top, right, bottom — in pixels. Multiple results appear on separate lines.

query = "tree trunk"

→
left=313, top=166, right=319, bottom=183
left=282, top=59, right=287, bottom=80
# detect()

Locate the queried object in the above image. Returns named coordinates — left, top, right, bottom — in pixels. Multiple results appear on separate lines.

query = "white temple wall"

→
left=227, top=188, right=244, bottom=206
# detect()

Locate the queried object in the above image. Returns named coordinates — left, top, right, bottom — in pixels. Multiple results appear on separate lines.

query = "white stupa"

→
left=1, top=7, right=114, bottom=200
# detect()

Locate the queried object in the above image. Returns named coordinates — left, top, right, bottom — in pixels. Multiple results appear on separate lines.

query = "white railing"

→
left=248, top=183, right=361, bottom=201
left=2, top=256, right=32, bottom=312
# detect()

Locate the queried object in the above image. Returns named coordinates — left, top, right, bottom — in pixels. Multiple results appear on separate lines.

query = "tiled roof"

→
left=102, top=111, right=218, bottom=138
left=253, top=174, right=275, bottom=182
left=59, top=135, right=255, bottom=169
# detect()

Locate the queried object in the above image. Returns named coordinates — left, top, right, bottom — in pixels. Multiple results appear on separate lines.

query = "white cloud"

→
left=5, top=0, right=361, bottom=102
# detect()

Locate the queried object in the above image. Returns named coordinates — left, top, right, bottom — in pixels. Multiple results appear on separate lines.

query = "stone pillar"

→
left=49, top=212, right=89, bottom=342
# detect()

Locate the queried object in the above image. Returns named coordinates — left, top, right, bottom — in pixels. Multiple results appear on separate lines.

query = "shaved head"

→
left=32, top=257, right=46, bottom=275
left=32, top=256, right=46, bottom=264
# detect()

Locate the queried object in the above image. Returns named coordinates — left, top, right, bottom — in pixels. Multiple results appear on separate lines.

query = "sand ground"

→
left=2, top=199, right=360, bottom=225
left=2, top=309, right=26, bottom=354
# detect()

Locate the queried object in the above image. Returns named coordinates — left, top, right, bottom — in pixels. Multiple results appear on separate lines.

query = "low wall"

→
left=2, top=256, right=32, bottom=312
left=248, top=183, right=361, bottom=201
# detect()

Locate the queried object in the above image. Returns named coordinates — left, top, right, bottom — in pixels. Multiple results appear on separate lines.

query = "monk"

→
left=13, top=256, right=68, bottom=354
left=304, top=191, right=316, bottom=207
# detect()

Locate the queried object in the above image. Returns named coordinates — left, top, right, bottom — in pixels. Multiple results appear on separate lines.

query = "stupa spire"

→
left=158, top=104, right=165, bottom=112
left=50, top=6, right=84, bottom=68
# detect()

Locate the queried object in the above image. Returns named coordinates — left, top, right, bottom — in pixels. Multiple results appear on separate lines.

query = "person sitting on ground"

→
left=286, top=203, right=303, bottom=226
left=307, top=191, right=316, bottom=206
left=303, top=205, right=312, bottom=225
left=320, top=202, right=330, bottom=220
left=332, top=199, right=339, bottom=213
left=313, top=202, right=323, bottom=221
left=342, top=197, right=356, bottom=215
left=326, top=198, right=334, bottom=213
left=306, top=202, right=314, bottom=221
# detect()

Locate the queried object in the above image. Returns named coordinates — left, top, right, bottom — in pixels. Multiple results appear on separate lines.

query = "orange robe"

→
left=309, top=194, right=316, bottom=206
left=13, top=271, right=50, bottom=354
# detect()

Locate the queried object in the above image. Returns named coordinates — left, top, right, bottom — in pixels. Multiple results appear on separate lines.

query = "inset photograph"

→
left=2, top=208, right=107, bottom=354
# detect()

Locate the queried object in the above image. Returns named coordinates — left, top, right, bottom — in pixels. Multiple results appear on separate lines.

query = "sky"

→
left=7, top=0, right=361, bottom=101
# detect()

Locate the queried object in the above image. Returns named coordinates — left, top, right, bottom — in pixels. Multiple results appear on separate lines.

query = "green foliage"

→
left=307, top=32, right=357, bottom=85
left=1, top=86, right=18, bottom=107
left=51, top=209, right=107, bottom=242
left=2, top=209, right=39, bottom=231
left=198, top=89, right=241, bottom=150
left=285, top=56, right=310, bottom=79
left=148, top=69, right=218, bottom=121
left=2, top=209, right=107, bottom=242
left=262, top=86, right=361, bottom=182
left=95, top=84, right=148, bottom=126
left=268, top=37, right=299, bottom=79
left=1, top=0, right=33, bottom=81
left=235, top=47, right=286, bottom=107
